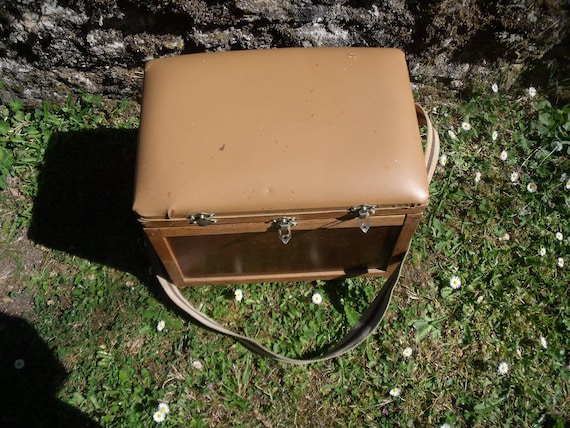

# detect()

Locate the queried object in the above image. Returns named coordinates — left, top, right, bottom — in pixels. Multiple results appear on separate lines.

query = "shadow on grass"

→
left=28, top=128, right=149, bottom=280
left=0, top=313, right=101, bottom=427
left=25, top=127, right=376, bottom=363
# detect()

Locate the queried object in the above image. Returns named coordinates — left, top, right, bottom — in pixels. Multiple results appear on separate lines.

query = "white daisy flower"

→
left=555, top=232, right=563, bottom=241
left=527, top=182, right=538, bottom=193
left=156, top=320, right=165, bottom=332
left=448, top=130, right=457, bottom=140
left=158, top=403, right=170, bottom=414
left=497, top=361, right=509, bottom=375
left=14, top=359, right=25, bottom=370
left=510, top=171, right=519, bottom=182
left=449, top=276, right=462, bottom=290
left=389, top=387, right=401, bottom=397
left=528, top=86, right=537, bottom=98
left=554, top=141, right=563, bottom=152
left=491, top=83, right=499, bottom=93
left=153, top=410, right=166, bottom=423
left=441, top=424, right=451, bottom=428
left=461, top=121, right=472, bottom=131
left=499, top=233, right=510, bottom=241
left=558, top=257, right=564, bottom=268
left=439, top=154, right=448, bottom=167
left=312, top=293, right=323, bottom=305
left=540, top=336, right=547, bottom=349
left=234, top=289, right=243, bottom=302
left=475, top=171, right=482, bottom=183
left=539, top=247, right=547, bottom=257
left=492, top=130, right=499, bottom=141
left=499, top=150, right=508, bottom=161
left=402, top=347, right=413, bottom=358
left=192, top=360, right=204, bottom=370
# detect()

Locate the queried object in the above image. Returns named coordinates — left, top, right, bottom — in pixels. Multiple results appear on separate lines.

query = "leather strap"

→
left=154, top=249, right=406, bottom=365
left=152, top=104, right=439, bottom=365
left=416, top=103, right=440, bottom=183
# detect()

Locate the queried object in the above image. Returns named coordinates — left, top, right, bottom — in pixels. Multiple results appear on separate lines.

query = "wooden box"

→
left=133, top=48, right=436, bottom=287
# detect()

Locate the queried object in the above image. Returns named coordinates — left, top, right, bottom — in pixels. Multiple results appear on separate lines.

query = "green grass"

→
left=0, top=84, right=568, bottom=427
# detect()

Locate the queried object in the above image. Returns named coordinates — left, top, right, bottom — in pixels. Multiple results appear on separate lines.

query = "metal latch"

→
left=350, top=204, right=377, bottom=233
left=273, top=217, right=297, bottom=244
left=188, top=212, right=217, bottom=226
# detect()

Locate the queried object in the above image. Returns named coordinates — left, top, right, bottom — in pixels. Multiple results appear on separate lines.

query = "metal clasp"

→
left=273, top=217, right=297, bottom=244
left=350, top=204, right=377, bottom=233
left=188, top=212, right=217, bottom=226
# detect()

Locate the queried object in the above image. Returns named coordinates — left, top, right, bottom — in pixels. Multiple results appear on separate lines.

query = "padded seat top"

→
left=133, top=48, right=428, bottom=219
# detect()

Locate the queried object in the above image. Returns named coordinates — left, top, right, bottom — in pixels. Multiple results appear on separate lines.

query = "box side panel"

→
left=384, top=212, right=423, bottom=278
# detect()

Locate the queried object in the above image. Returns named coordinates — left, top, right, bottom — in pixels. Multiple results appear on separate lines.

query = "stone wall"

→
left=1, top=0, right=569, bottom=107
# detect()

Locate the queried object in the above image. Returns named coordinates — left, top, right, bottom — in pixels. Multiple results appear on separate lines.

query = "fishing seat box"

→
left=133, top=48, right=433, bottom=287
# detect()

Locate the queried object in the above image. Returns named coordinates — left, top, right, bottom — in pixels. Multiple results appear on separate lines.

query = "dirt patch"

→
left=0, top=210, right=48, bottom=318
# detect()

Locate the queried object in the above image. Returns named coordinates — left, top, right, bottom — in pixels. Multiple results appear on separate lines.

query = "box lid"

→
left=133, top=47, right=429, bottom=219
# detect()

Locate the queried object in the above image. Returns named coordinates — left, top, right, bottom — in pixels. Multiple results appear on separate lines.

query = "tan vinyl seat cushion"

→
left=133, top=47, right=428, bottom=219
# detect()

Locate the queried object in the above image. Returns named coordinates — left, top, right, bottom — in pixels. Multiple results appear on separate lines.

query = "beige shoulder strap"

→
left=152, top=105, right=439, bottom=364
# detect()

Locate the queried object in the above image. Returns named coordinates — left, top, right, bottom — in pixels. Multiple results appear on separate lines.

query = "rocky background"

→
left=1, top=0, right=569, bottom=107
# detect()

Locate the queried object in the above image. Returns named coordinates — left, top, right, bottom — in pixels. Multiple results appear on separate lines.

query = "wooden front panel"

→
left=145, top=213, right=422, bottom=286
left=168, top=226, right=400, bottom=282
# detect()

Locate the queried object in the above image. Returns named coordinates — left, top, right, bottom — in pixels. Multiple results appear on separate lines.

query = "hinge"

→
left=349, top=204, right=377, bottom=233
left=272, top=217, right=297, bottom=244
left=188, top=212, right=217, bottom=226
